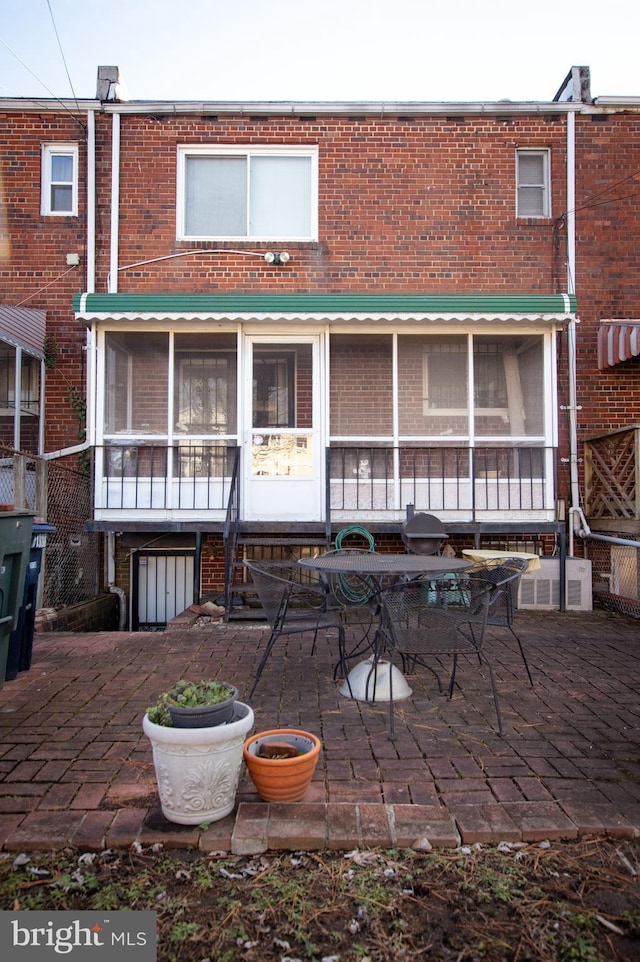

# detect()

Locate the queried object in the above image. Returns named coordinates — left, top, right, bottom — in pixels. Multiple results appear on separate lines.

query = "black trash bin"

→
left=0, top=509, right=35, bottom=688
left=5, top=522, right=55, bottom=682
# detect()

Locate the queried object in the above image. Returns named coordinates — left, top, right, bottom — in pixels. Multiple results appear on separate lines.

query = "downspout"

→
left=566, top=110, right=581, bottom=517
left=108, top=112, right=120, bottom=293
left=106, top=532, right=127, bottom=630
left=85, top=108, right=96, bottom=448
left=86, top=109, right=96, bottom=294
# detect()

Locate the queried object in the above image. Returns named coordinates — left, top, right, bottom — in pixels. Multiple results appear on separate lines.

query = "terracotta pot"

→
left=243, top=729, right=321, bottom=802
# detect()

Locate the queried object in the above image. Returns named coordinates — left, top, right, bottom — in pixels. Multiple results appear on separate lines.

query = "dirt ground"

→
left=2, top=837, right=640, bottom=961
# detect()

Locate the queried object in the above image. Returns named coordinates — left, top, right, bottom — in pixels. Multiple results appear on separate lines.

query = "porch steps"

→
left=226, top=535, right=329, bottom=621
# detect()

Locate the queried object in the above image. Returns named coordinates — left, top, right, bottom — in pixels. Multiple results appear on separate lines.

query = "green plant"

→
left=146, top=679, right=236, bottom=727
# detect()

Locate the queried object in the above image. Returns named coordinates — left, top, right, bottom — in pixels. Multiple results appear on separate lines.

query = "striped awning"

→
left=598, top=320, right=640, bottom=368
left=0, top=305, right=47, bottom=359
left=73, top=292, right=577, bottom=323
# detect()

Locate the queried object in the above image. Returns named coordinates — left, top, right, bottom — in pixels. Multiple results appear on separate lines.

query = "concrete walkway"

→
left=0, top=608, right=639, bottom=854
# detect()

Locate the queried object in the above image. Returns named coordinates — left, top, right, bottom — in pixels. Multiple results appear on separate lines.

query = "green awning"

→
left=73, top=292, right=577, bottom=320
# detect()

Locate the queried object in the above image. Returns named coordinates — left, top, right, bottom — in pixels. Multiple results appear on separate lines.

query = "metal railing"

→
left=222, top=447, right=241, bottom=611
left=327, top=444, right=556, bottom=518
left=98, top=442, right=238, bottom=510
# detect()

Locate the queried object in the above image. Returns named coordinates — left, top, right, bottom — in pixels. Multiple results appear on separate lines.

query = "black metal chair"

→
left=467, top=557, right=534, bottom=686
left=401, top=512, right=449, bottom=556
left=374, top=575, right=498, bottom=739
left=243, top=560, right=347, bottom=697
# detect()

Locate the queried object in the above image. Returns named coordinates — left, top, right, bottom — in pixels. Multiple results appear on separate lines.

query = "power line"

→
left=46, top=0, right=80, bottom=111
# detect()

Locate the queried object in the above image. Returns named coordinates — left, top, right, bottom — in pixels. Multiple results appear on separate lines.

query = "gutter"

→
left=102, top=100, right=581, bottom=118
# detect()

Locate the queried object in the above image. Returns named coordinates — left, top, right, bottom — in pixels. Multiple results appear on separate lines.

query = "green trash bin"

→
left=0, top=510, right=35, bottom=688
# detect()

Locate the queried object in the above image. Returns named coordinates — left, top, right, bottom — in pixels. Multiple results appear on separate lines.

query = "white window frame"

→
left=516, top=148, right=550, bottom=218
left=41, top=143, right=78, bottom=216
left=176, top=144, right=318, bottom=242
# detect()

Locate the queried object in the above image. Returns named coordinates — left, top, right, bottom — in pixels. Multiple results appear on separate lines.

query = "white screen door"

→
left=243, top=336, right=322, bottom=521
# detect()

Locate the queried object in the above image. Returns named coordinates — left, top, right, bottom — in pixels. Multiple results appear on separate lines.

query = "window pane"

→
left=185, top=156, right=246, bottom=235
left=428, top=348, right=468, bottom=409
left=51, top=154, right=73, bottom=182
left=253, top=353, right=294, bottom=428
left=518, top=186, right=545, bottom=216
left=518, top=154, right=544, bottom=186
left=250, top=156, right=311, bottom=237
left=51, top=185, right=73, bottom=212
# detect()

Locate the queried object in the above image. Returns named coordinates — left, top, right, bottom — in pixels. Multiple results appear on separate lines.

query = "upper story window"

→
left=516, top=149, right=550, bottom=218
left=41, top=144, right=78, bottom=216
left=177, top=145, right=318, bottom=241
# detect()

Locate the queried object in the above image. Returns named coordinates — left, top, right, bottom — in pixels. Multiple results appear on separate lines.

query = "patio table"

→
left=299, top=553, right=473, bottom=700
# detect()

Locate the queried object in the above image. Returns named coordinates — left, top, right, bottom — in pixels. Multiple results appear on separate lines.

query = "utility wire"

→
left=46, top=0, right=80, bottom=112
left=0, top=35, right=86, bottom=131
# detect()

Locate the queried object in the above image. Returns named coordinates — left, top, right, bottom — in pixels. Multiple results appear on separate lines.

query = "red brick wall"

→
left=573, top=113, right=640, bottom=444
left=0, top=111, right=88, bottom=453
left=94, top=112, right=568, bottom=296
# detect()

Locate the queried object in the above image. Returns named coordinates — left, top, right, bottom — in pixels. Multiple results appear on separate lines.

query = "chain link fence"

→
left=584, top=535, right=640, bottom=619
left=0, top=445, right=100, bottom=609
left=43, top=453, right=100, bottom=608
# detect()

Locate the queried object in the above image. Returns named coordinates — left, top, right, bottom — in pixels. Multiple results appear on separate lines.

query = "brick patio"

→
left=0, top=607, right=638, bottom=853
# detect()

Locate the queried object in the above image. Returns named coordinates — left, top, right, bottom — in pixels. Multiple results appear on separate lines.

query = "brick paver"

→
left=0, top=608, right=639, bottom=852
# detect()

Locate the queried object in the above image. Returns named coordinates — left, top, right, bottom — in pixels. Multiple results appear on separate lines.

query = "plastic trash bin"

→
left=0, top=510, right=35, bottom=688
left=5, top=522, right=56, bottom=682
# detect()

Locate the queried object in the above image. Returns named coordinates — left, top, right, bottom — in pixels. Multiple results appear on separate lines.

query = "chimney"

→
left=96, top=66, right=129, bottom=102
left=553, top=66, right=592, bottom=103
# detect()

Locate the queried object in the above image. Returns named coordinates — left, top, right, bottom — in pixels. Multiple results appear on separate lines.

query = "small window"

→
left=423, top=339, right=468, bottom=414
left=41, top=144, right=78, bottom=215
left=516, top=149, right=550, bottom=218
left=177, top=145, right=318, bottom=241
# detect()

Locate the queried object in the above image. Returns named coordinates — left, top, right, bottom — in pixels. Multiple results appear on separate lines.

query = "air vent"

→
left=516, top=558, right=592, bottom=611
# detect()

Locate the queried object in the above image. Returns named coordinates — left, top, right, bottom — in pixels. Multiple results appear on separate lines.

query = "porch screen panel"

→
left=174, top=333, right=237, bottom=434
left=398, top=335, right=469, bottom=437
left=104, top=332, right=169, bottom=434
left=473, top=335, right=544, bottom=437
left=329, top=335, right=393, bottom=436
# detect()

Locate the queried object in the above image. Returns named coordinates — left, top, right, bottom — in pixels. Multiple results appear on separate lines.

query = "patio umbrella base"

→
left=340, top=657, right=412, bottom=702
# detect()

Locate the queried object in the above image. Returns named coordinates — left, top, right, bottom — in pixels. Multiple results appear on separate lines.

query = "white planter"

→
left=143, top=701, right=254, bottom=825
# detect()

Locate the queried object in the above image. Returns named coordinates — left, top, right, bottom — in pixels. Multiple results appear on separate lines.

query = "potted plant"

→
left=143, top=680, right=253, bottom=825
left=243, top=728, right=321, bottom=802
left=157, top=678, right=239, bottom=729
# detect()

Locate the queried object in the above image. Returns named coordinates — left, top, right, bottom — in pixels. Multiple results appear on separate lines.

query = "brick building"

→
left=1, top=65, right=637, bottom=627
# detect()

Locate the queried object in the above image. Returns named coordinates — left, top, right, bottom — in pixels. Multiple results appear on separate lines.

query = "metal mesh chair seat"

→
left=466, top=557, right=533, bottom=685
left=375, top=575, right=500, bottom=738
left=243, top=560, right=347, bottom=697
